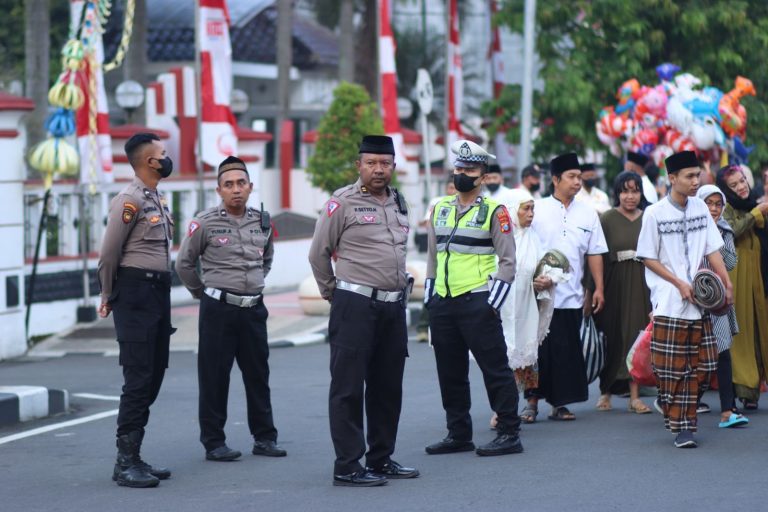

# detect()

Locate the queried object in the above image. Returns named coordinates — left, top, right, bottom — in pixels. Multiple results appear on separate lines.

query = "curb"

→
left=0, top=386, right=69, bottom=427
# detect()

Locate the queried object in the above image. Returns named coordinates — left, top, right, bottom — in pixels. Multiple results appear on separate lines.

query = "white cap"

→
left=451, top=140, right=495, bottom=168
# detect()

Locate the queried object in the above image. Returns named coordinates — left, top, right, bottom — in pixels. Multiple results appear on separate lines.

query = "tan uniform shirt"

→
left=176, top=204, right=274, bottom=298
left=98, top=176, right=173, bottom=302
left=425, top=195, right=517, bottom=283
left=308, top=179, right=410, bottom=299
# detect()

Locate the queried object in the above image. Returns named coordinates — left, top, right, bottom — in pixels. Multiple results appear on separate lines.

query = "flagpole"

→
left=194, top=0, right=205, bottom=213
left=443, top=1, right=450, bottom=172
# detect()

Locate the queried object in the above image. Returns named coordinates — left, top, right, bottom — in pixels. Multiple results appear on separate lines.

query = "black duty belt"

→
left=118, top=267, right=172, bottom=285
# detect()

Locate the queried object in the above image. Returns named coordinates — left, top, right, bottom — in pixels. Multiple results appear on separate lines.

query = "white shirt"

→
left=641, top=175, right=659, bottom=204
left=531, top=196, right=608, bottom=309
left=575, top=186, right=611, bottom=214
left=486, top=184, right=517, bottom=205
left=636, top=196, right=724, bottom=320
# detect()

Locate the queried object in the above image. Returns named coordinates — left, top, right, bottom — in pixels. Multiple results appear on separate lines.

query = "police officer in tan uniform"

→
left=423, top=140, right=523, bottom=457
left=98, top=132, right=174, bottom=488
left=309, top=135, right=418, bottom=487
left=177, top=156, right=285, bottom=462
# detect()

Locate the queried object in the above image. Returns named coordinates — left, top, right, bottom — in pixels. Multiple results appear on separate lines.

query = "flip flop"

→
left=628, top=399, right=652, bottom=414
left=548, top=407, right=575, bottom=421
left=741, top=399, right=758, bottom=411
left=718, top=412, right=749, bottom=429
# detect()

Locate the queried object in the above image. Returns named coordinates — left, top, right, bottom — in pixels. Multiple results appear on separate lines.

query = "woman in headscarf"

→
left=491, top=188, right=554, bottom=425
left=696, top=184, right=748, bottom=427
left=594, top=171, right=652, bottom=414
left=716, top=165, right=768, bottom=409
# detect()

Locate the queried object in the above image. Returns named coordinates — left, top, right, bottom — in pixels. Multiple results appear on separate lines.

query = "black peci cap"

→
left=487, top=164, right=502, bottom=174
left=550, top=152, right=580, bottom=176
left=580, top=163, right=596, bottom=172
left=521, top=164, right=541, bottom=179
left=665, top=151, right=700, bottom=174
left=359, top=135, right=395, bottom=155
left=218, top=155, right=249, bottom=178
left=627, top=151, right=649, bottom=167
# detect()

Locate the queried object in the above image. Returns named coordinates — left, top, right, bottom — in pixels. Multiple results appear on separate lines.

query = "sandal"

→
left=520, top=405, right=538, bottom=424
left=628, top=399, right=652, bottom=414
left=548, top=406, right=576, bottom=421
left=596, top=395, right=612, bottom=411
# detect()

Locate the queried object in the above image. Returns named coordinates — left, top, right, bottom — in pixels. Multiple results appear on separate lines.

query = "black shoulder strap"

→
left=393, top=188, right=408, bottom=215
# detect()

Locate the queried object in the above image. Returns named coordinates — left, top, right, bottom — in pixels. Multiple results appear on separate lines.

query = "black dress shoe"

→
left=425, top=437, right=475, bottom=455
left=333, top=469, right=388, bottom=487
left=367, top=460, right=420, bottom=479
left=252, top=439, right=287, bottom=457
left=475, top=433, right=523, bottom=456
left=205, top=445, right=242, bottom=461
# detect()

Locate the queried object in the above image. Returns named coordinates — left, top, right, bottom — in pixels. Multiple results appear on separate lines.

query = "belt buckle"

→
left=241, top=296, right=254, bottom=308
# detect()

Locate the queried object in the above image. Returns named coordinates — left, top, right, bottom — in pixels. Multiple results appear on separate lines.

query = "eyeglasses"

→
left=704, top=200, right=724, bottom=208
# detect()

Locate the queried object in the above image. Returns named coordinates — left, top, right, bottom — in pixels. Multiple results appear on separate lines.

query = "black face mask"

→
left=529, top=182, right=541, bottom=193
left=453, top=173, right=479, bottom=193
left=486, top=183, right=500, bottom=193
left=151, top=157, right=174, bottom=178
left=583, top=178, right=598, bottom=188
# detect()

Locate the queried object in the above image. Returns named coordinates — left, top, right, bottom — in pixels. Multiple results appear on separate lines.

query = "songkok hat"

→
left=359, top=135, right=395, bottom=155
left=451, top=140, right=495, bottom=168
left=550, top=152, right=580, bottom=176
left=627, top=151, right=649, bottom=167
left=487, top=164, right=502, bottom=174
left=580, top=163, right=596, bottom=172
left=665, top=151, right=699, bottom=174
left=218, top=156, right=249, bottom=178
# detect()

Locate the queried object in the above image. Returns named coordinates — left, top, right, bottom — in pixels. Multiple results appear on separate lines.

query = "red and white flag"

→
left=72, top=0, right=113, bottom=185
left=378, top=0, right=406, bottom=168
left=446, top=0, right=463, bottom=150
left=198, top=0, right=238, bottom=166
left=489, top=0, right=515, bottom=168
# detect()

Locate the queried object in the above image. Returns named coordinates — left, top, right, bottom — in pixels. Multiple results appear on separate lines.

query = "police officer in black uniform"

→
left=177, top=156, right=285, bottom=462
left=308, top=135, right=418, bottom=487
left=98, top=133, right=174, bottom=488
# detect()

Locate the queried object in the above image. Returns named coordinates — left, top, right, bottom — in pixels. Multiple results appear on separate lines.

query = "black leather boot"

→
left=113, top=432, right=160, bottom=488
left=134, top=431, right=171, bottom=480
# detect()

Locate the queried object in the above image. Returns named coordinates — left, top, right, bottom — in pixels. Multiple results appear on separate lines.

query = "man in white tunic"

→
left=528, top=152, right=608, bottom=421
left=636, top=150, right=733, bottom=449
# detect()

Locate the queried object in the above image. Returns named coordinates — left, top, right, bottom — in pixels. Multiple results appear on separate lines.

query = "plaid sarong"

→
left=651, top=314, right=717, bottom=433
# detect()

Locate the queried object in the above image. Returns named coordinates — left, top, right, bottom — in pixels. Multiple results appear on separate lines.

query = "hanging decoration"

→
left=28, top=0, right=136, bottom=193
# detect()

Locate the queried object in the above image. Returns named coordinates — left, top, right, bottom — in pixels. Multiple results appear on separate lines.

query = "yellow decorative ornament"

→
left=61, top=39, right=85, bottom=72
left=29, top=138, right=80, bottom=189
left=48, top=80, right=84, bottom=111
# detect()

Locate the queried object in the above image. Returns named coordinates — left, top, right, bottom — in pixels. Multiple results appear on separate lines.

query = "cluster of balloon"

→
left=595, top=63, right=756, bottom=172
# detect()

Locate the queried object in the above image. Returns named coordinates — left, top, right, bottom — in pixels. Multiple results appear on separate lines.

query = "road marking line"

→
left=73, top=393, right=121, bottom=401
left=0, top=409, right=118, bottom=446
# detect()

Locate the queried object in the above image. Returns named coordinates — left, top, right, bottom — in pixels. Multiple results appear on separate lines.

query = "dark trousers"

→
left=112, top=272, right=172, bottom=437
left=716, top=350, right=736, bottom=413
left=328, top=289, right=408, bottom=475
left=198, top=293, right=277, bottom=451
left=428, top=292, right=521, bottom=441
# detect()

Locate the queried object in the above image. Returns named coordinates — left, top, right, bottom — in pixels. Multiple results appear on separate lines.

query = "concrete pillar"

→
left=0, top=92, right=34, bottom=360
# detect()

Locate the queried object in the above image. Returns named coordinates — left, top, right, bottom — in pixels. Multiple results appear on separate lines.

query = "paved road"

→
left=1, top=340, right=767, bottom=512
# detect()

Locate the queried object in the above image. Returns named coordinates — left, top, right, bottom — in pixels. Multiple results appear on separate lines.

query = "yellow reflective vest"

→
left=433, top=196, right=497, bottom=297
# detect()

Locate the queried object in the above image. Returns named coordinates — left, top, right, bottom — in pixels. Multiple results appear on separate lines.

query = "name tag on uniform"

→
left=361, top=215, right=377, bottom=223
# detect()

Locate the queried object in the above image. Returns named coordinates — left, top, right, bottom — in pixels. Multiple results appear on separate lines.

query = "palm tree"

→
left=24, top=0, right=50, bottom=149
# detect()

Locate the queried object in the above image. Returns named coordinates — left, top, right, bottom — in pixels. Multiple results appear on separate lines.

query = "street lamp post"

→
left=115, top=80, right=145, bottom=124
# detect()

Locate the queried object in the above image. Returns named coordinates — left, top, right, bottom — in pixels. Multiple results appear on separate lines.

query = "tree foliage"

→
left=0, top=0, right=69, bottom=86
left=306, top=82, right=384, bottom=194
left=491, top=0, right=768, bottom=167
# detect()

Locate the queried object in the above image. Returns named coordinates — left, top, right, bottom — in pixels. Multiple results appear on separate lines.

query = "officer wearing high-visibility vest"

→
left=423, top=140, right=523, bottom=457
